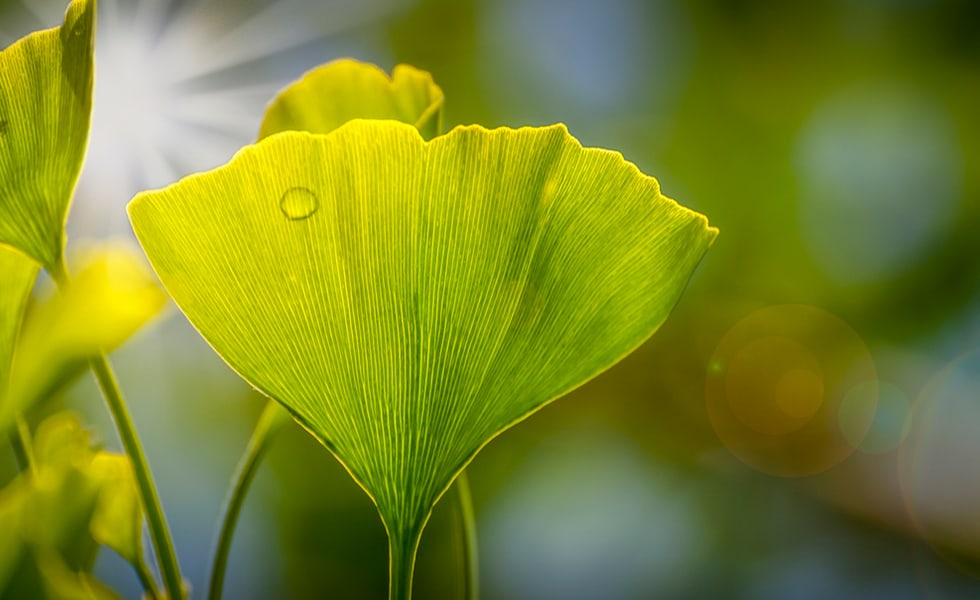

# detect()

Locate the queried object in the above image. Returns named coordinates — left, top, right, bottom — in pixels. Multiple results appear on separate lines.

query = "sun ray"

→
left=61, top=0, right=409, bottom=238
left=162, top=0, right=411, bottom=85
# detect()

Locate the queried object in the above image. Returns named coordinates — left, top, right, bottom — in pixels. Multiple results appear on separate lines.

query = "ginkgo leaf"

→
left=89, top=454, right=143, bottom=567
left=129, top=120, right=716, bottom=595
left=0, top=0, right=95, bottom=274
left=0, top=245, right=39, bottom=401
left=259, top=58, right=444, bottom=142
left=0, top=412, right=125, bottom=600
left=33, top=551, right=121, bottom=600
left=0, top=244, right=167, bottom=434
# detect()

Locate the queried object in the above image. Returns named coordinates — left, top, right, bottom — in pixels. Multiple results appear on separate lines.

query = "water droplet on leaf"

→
left=280, top=187, right=319, bottom=221
left=0, top=119, right=8, bottom=136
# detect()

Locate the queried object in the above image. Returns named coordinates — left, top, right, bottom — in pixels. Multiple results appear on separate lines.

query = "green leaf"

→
left=129, top=120, right=716, bottom=578
left=259, top=58, right=444, bottom=142
left=88, top=454, right=143, bottom=568
left=0, top=246, right=39, bottom=402
left=33, top=549, right=121, bottom=600
left=0, top=244, right=167, bottom=434
left=0, top=0, right=95, bottom=273
left=0, top=413, right=107, bottom=599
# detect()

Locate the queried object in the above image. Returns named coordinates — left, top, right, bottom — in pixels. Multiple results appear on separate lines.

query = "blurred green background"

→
left=2, top=0, right=979, bottom=597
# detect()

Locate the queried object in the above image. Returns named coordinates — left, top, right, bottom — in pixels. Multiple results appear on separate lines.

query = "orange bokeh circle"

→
left=706, top=304, right=877, bottom=477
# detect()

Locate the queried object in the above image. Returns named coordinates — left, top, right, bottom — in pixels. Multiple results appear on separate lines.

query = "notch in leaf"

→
left=0, top=0, right=95, bottom=275
left=129, top=119, right=716, bottom=598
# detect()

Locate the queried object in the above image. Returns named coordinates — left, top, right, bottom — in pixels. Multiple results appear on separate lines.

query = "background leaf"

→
left=259, top=58, right=444, bottom=142
left=88, top=453, right=143, bottom=568
left=0, top=0, right=95, bottom=273
left=0, top=412, right=120, bottom=600
left=129, top=120, right=715, bottom=551
left=0, top=244, right=167, bottom=434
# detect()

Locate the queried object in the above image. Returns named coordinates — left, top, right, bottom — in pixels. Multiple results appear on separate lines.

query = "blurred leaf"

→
left=0, top=0, right=95, bottom=273
left=129, top=119, right=716, bottom=568
left=23, top=413, right=102, bottom=569
left=89, top=454, right=143, bottom=567
left=0, top=244, right=167, bottom=434
left=259, top=58, right=444, bottom=142
left=0, top=469, right=28, bottom=592
left=0, top=246, right=38, bottom=401
left=34, top=548, right=120, bottom=600
left=0, top=413, right=106, bottom=599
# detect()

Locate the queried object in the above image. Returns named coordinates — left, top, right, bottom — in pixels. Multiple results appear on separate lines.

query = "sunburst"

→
left=2, top=0, right=410, bottom=239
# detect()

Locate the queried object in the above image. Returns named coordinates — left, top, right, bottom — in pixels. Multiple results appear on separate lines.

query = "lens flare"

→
left=706, top=304, right=877, bottom=477
left=1, top=0, right=410, bottom=239
left=901, top=345, right=980, bottom=577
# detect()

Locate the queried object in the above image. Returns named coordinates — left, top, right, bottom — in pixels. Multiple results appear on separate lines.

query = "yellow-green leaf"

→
left=0, top=245, right=39, bottom=402
left=88, top=453, right=143, bottom=567
left=259, top=58, right=444, bottom=142
left=0, top=0, right=95, bottom=274
left=129, top=120, right=716, bottom=574
left=34, top=549, right=121, bottom=600
left=0, top=412, right=127, bottom=599
left=0, top=245, right=167, bottom=434
left=0, top=413, right=106, bottom=598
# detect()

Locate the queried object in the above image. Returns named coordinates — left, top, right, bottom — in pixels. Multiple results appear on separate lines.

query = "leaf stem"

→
left=207, top=400, right=289, bottom=600
left=51, top=267, right=184, bottom=599
left=454, top=471, right=479, bottom=600
left=89, top=354, right=185, bottom=600
left=134, top=558, right=161, bottom=600
left=388, top=526, right=423, bottom=600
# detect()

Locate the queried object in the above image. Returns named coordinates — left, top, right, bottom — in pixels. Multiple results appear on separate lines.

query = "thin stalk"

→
left=388, top=526, right=423, bottom=600
left=453, top=471, right=479, bottom=600
left=51, top=267, right=184, bottom=600
left=207, top=401, right=290, bottom=600
left=134, top=559, right=161, bottom=600
left=89, top=354, right=184, bottom=600
left=10, top=416, right=36, bottom=476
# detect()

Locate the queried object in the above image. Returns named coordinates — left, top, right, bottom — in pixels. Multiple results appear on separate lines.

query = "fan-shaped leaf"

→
left=0, top=245, right=167, bottom=434
left=129, top=120, right=716, bottom=575
left=0, top=0, right=95, bottom=273
left=259, top=58, right=444, bottom=141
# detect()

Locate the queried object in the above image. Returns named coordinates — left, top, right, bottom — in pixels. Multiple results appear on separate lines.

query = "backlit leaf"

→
left=0, top=413, right=108, bottom=598
left=34, top=550, right=121, bottom=600
left=259, top=58, right=444, bottom=141
left=89, top=454, right=143, bottom=567
left=0, top=246, right=39, bottom=404
left=0, top=244, right=167, bottom=434
left=0, top=0, right=95, bottom=273
left=129, top=120, right=716, bottom=576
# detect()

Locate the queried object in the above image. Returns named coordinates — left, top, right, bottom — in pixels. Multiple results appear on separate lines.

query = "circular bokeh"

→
left=900, top=345, right=980, bottom=578
left=794, top=83, right=961, bottom=284
left=707, top=305, right=878, bottom=476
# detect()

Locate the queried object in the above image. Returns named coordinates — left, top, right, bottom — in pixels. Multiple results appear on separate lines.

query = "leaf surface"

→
left=0, top=0, right=95, bottom=273
left=259, top=58, right=444, bottom=141
left=129, top=120, right=716, bottom=545
left=0, top=246, right=39, bottom=403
